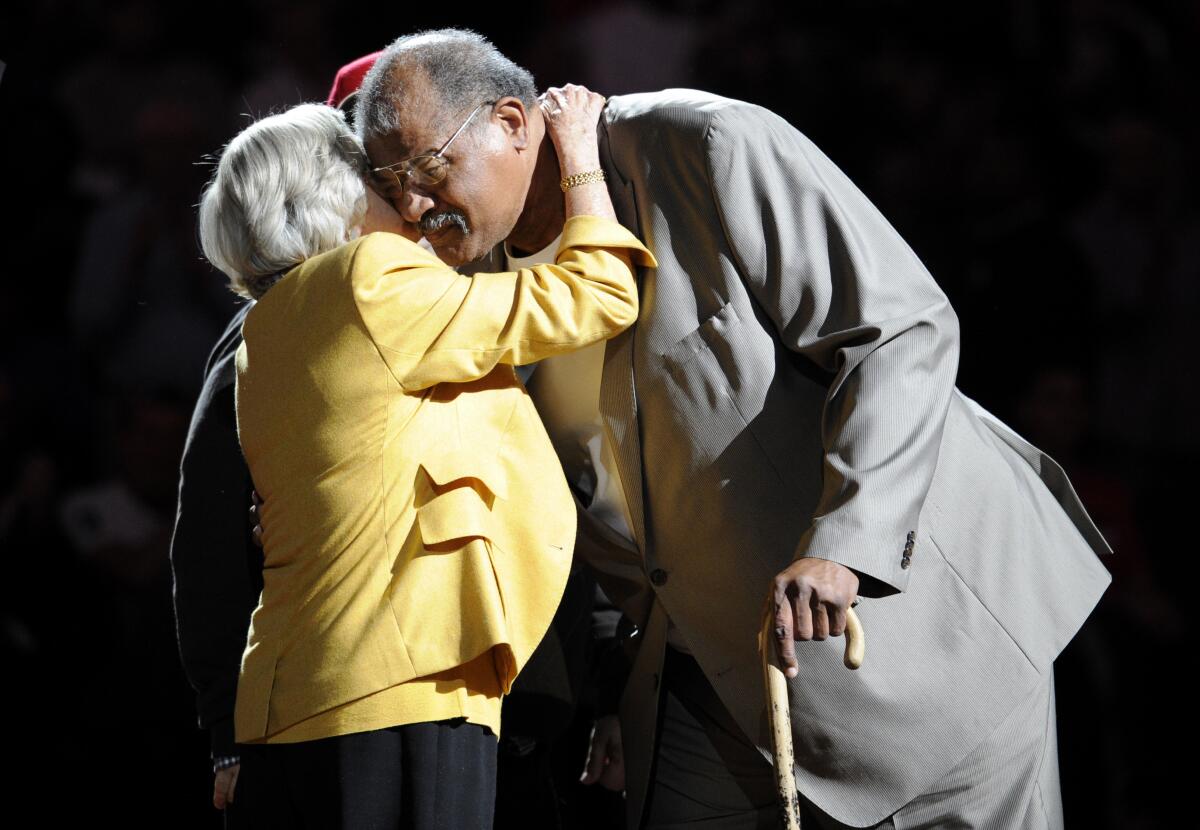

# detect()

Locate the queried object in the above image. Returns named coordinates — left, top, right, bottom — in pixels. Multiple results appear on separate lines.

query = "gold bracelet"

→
left=560, top=169, right=606, bottom=192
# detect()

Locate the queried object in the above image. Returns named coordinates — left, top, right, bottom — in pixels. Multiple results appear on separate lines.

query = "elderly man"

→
left=355, top=29, right=1112, bottom=830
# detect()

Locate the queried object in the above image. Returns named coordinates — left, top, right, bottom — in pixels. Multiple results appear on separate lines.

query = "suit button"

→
left=901, top=556, right=912, bottom=570
left=650, top=568, right=668, bottom=586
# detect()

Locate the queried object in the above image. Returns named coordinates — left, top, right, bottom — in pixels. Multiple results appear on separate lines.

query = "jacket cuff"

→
left=796, top=518, right=918, bottom=597
left=209, top=716, right=237, bottom=759
left=557, top=216, right=658, bottom=268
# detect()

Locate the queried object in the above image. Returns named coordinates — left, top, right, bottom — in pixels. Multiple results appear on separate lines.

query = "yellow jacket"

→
left=233, top=215, right=654, bottom=742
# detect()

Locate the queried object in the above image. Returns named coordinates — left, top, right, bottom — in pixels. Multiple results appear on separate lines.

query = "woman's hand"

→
left=580, top=714, right=625, bottom=791
left=539, top=84, right=606, bottom=177
left=213, top=763, right=240, bottom=809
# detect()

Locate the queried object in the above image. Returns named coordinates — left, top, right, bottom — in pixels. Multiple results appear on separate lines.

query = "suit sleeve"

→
left=704, top=105, right=959, bottom=595
left=352, top=215, right=655, bottom=392
left=169, top=317, right=263, bottom=758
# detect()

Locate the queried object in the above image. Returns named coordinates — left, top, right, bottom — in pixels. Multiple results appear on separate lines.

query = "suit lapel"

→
left=600, top=316, right=646, bottom=553
left=598, top=145, right=650, bottom=554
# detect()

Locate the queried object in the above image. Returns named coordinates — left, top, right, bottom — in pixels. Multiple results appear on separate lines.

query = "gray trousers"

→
left=642, top=648, right=1063, bottom=830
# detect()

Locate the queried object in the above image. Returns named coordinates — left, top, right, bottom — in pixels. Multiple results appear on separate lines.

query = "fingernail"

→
left=786, top=667, right=798, bottom=678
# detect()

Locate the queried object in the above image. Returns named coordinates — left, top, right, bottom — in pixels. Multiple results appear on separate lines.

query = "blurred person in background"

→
left=1069, top=113, right=1200, bottom=456
left=70, top=89, right=238, bottom=398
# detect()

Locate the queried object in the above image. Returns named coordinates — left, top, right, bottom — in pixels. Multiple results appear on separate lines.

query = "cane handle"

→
left=843, top=606, right=865, bottom=670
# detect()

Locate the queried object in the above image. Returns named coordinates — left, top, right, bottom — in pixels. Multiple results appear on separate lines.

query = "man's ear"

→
left=494, top=97, right=530, bottom=151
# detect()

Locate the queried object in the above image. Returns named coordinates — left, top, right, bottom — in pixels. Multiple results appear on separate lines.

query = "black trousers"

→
left=234, top=718, right=497, bottom=830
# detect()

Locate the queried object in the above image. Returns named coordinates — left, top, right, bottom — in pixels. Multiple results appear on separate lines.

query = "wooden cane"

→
left=760, top=605, right=865, bottom=830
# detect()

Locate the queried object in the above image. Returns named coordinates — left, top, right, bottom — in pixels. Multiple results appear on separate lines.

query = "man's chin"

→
left=430, top=234, right=490, bottom=267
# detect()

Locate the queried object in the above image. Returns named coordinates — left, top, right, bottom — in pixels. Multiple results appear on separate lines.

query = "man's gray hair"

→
left=198, top=104, right=369, bottom=300
left=356, top=28, right=537, bottom=143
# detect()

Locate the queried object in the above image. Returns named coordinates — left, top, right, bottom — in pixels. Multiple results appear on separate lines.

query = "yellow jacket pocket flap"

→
left=417, top=485, right=495, bottom=546
left=418, top=451, right=509, bottom=500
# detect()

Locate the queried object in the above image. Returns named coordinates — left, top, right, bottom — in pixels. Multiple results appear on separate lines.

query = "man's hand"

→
left=771, top=558, right=860, bottom=678
left=213, top=764, right=240, bottom=810
left=580, top=714, right=625, bottom=791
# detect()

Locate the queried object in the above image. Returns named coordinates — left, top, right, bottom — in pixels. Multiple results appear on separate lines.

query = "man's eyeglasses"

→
left=371, top=101, right=494, bottom=191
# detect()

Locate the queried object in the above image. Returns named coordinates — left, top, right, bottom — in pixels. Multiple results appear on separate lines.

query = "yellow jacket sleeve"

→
left=351, top=215, right=656, bottom=391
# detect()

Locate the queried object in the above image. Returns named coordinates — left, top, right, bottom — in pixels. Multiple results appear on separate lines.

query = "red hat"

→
left=326, top=51, right=383, bottom=110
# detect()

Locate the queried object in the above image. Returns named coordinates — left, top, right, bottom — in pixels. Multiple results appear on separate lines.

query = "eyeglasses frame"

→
left=370, top=100, right=496, bottom=192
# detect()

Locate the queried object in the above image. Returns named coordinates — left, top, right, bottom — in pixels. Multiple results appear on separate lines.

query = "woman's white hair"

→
left=198, top=103, right=369, bottom=300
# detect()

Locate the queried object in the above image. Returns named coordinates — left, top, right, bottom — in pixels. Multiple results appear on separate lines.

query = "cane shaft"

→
left=761, top=607, right=866, bottom=830
left=762, top=619, right=803, bottom=830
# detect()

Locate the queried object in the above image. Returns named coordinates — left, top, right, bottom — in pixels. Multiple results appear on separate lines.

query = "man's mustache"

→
left=420, top=210, right=470, bottom=237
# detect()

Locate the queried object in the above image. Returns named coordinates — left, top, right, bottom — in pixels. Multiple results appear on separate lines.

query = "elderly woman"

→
left=197, top=87, right=652, bottom=828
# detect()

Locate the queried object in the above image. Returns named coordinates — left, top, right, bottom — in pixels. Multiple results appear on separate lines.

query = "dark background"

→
left=0, top=0, right=1193, bottom=826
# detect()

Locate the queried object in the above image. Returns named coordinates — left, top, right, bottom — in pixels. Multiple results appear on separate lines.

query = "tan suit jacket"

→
left=573, top=90, right=1111, bottom=826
